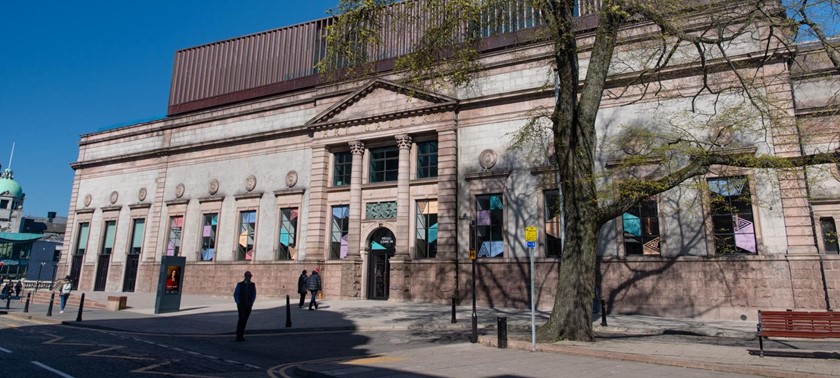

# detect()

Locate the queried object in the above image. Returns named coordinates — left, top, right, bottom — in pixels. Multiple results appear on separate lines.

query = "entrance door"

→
left=69, top=255, right=83, bottom=290
left=367, top=228, right=395, bottom=300
left=93, top=255, right=110, bottom=291
left=123, top=254, right=140, bottom=292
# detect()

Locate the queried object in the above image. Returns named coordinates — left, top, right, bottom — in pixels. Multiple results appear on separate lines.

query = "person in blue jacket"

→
left=233, top=271, right=256, bottom=341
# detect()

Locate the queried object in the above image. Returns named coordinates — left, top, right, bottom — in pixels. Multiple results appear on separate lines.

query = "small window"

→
left=544, top=190, right=562, bottom=257
left=128, top=219, right=145, bottom=255
left=200, top=213, right=218, bottom=261
left=622, top=197, right=661, bottom=255
left=820, top=217, right=839, bottom=254
left=0, top=200, right=8, bottom=209
left=417, top=141, right=438, bottom=178
left=330, top=205, right=349, bottom=259
left=74, top=223, right=90, bottom=257
left=100, top=221, right=117, bottom=255
left=333, top=152, right=352, bottom=186
left=166, top=216, right=184, bottom=257
left=237, top=210, right=257, bottom=261
left=416, top=200, right=438, bottom=259
left=278, top=208, right=298, bottom=260
left=708, top=176, right=756, bottom=254
left=476, top=194, right=504, bottom=258
left=370, top=146, right=399, bottom=183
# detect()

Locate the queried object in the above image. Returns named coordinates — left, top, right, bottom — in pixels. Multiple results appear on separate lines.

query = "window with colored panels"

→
left=820, top=217, right=839, bottom=254
left=417, top=141, right=438, bottom=179
left=330, top=205, right=349, bottom=259
left=622, top=197, right=661, bottom=255
left=200, top=213, right=218, bottom=261
left=708, top=176, right=756, bottom=254
left=237, top=211, right=257, bottom=261
left=333, top=152, right=352, bottom=186
left=128, top=219, right=145, bottom=255
left=278, top=208, right=298, bottom=260
left=100, top=221, right=117, bottom=255
left=166, top=216, right=184, bottom=257
left=369, top=146, right=399, bottom=183
left=416, top=200, right=438, bottom=259
left=476, top=194, right=504, bottom=258
left=544, top=190, right=562, bottom=257
left=75, top=223, right=90, bottom=256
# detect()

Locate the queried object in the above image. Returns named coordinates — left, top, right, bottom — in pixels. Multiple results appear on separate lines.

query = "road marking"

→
left=267, top=356, right=359, bottom=378
left=0, top=346, right=11, bottom=353
left=32, top=361, right=74, bottom=378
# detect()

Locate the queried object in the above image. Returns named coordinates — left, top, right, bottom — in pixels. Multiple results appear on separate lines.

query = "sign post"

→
left=525, top=226, right=537, bottom=352
left=469, top=220, right=478, bottom=344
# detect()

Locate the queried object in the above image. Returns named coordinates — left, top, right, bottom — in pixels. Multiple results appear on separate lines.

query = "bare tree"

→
left=319, top=0, right=840, bottom=342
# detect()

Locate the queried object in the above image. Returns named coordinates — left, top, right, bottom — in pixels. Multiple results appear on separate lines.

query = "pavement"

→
left=0, top=290, right=838, bottom=377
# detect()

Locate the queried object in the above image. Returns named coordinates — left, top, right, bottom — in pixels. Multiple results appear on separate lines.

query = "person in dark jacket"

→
left=306, top=268, right=322, bottom=310
left=14, top=280, right=22, bottom=297
left=297, top=270, right=308, bottom=308
left=233, top=271, right=257, bottom=341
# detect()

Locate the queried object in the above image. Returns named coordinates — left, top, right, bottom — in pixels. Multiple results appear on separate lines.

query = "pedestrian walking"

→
left=1, top=282, right=11, bottom=299
left=297, top=270, right=308, bottom=308
left=14, top=280, right=22, bottom=297
left=233, top=271, right=256, bottom=341
left=53, top=275, right=73, bottom=313
left=306, top=268, right=322, bottom=311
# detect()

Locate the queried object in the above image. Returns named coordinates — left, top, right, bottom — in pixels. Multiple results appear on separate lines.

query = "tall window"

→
left=100, top=221, right=117, bottom=255
left=820, top=217, right=839, bottom=254
left=476, top=194, right=504, bottom=258
left=75, top=223, right=90, bottom=256
left=334, top=152, right=352, bottom=186
left=278, top=208, right=298, bottom=260
left=330, top=205, right=349, bottom=259
left=237, top=210, right=257, bottom=261
left=128, top=219, right=144, bottom=255
left=417, top=141, right=438, bottom=179
left=708, top=176, right=756, bottom=254
left=200, top=213, right=218, bottom=261
left=544, top=190, right=562, bottom=257
left=416, top=200, right=438, bottom=258
left=369, top=146, right=399, bottom=183
left=622, top=197, right=661, bottom=255
left=166, top=216, right=184, bottom=256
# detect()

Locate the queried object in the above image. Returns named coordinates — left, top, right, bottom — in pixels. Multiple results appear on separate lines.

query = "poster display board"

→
left=155, top=256, right=185, bottom=314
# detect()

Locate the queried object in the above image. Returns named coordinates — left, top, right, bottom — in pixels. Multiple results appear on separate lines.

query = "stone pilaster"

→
left=305, top=145, right=329, bottom=261
left=395, top=134, right=412, bottom=259
left=347, top=141, right=365, bottom=259
left=436, top=128, right=458, bottom=260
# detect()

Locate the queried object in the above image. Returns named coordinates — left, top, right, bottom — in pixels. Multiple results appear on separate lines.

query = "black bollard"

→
left=497, top=316, right=507, bottom=349
left=24, top=293, right=30, bottom=313
left=451, top=298, right=457, bottom=324
left=46, top=292, right=55, bottom=316
left=285, top=295, right=292, bottom=328
left=76, top=293, right=85, bottom=322
left=600, top=299, right=608, bottom=327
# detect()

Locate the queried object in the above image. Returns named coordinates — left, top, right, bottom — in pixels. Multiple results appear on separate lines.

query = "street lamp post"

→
left=469, top=220, right=477, bottom=343
left=50, top=261, right=59, bottom=292
left=36, top=262, right=45, bottom=293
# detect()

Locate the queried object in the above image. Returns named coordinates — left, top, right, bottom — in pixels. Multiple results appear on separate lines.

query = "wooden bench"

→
left=757, top=310, right=840, bottom=357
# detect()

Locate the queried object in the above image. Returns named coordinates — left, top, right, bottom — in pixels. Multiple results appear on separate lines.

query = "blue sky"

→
left=0, top=0, right=339, bottom=218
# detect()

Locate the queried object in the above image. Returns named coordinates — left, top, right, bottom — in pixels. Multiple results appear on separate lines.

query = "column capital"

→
left=349, top=140, right=365, bottom=155
left=395, top=134, right=412, bottom=149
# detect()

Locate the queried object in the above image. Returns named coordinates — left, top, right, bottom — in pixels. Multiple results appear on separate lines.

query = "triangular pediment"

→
left=307, top=79, right=457, bottom=127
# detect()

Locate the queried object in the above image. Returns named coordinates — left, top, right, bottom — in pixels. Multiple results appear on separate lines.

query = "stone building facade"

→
left=62, top=1, right=839, bottom=320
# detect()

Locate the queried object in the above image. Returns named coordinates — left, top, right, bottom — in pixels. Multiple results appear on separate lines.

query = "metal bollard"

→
left=451, top=298, right=457, bottom=324
left=46, top=292, right=55, bottom=316
left=497, top=316, right=507, bottom=349
left=24, top=293, right=30, bottom=313
left=76, top=293, right=85, bottom=322
left=600, top=299, right=608, bottom=327
left=285, top=295, right=292, bottom=328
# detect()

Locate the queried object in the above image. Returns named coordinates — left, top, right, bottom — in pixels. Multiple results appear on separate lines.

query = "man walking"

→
left=233, top=271, right=256, bottom=341
left=297, top=270, right=308, bottom=308
left=307, top=268, right=322, bottom=311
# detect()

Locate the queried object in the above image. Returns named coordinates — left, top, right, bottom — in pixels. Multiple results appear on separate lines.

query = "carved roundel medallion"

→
left=175, top=183, right=185, bottom=198
left=109, top=191, right=119, bottom=204
left=479, top=149, right=497, bottom=170
left=246, top=175, right=257, bottom=192
left=286, top=171, right=298, bottom=188
left=139, top=187, right=147, bottom=201
left=209, top=179, right=219, bottom=195
left=83, top=194, right=92, bottom=207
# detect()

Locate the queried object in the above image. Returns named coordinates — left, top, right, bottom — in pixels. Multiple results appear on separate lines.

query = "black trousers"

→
left=298, top=291, right=307, bottom=307
left=308, top=290, right=319, bottom=309
left=236, top=304, right=252, bottom=339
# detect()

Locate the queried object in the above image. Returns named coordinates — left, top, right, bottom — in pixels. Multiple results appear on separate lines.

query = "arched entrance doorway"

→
left=367, top=227, right=395, bottom=300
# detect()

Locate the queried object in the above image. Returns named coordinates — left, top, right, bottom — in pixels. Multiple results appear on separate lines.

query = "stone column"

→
left=395, top=134, right=412, bottom=259
left=346, top=140, right=365, bottom=260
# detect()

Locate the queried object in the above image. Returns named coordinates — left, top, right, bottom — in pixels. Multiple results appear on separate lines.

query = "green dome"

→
left=0, top=169, right=22, bottom=198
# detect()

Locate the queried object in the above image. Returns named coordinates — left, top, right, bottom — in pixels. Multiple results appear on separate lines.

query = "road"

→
left=0, top=315, right=756, bottom=377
